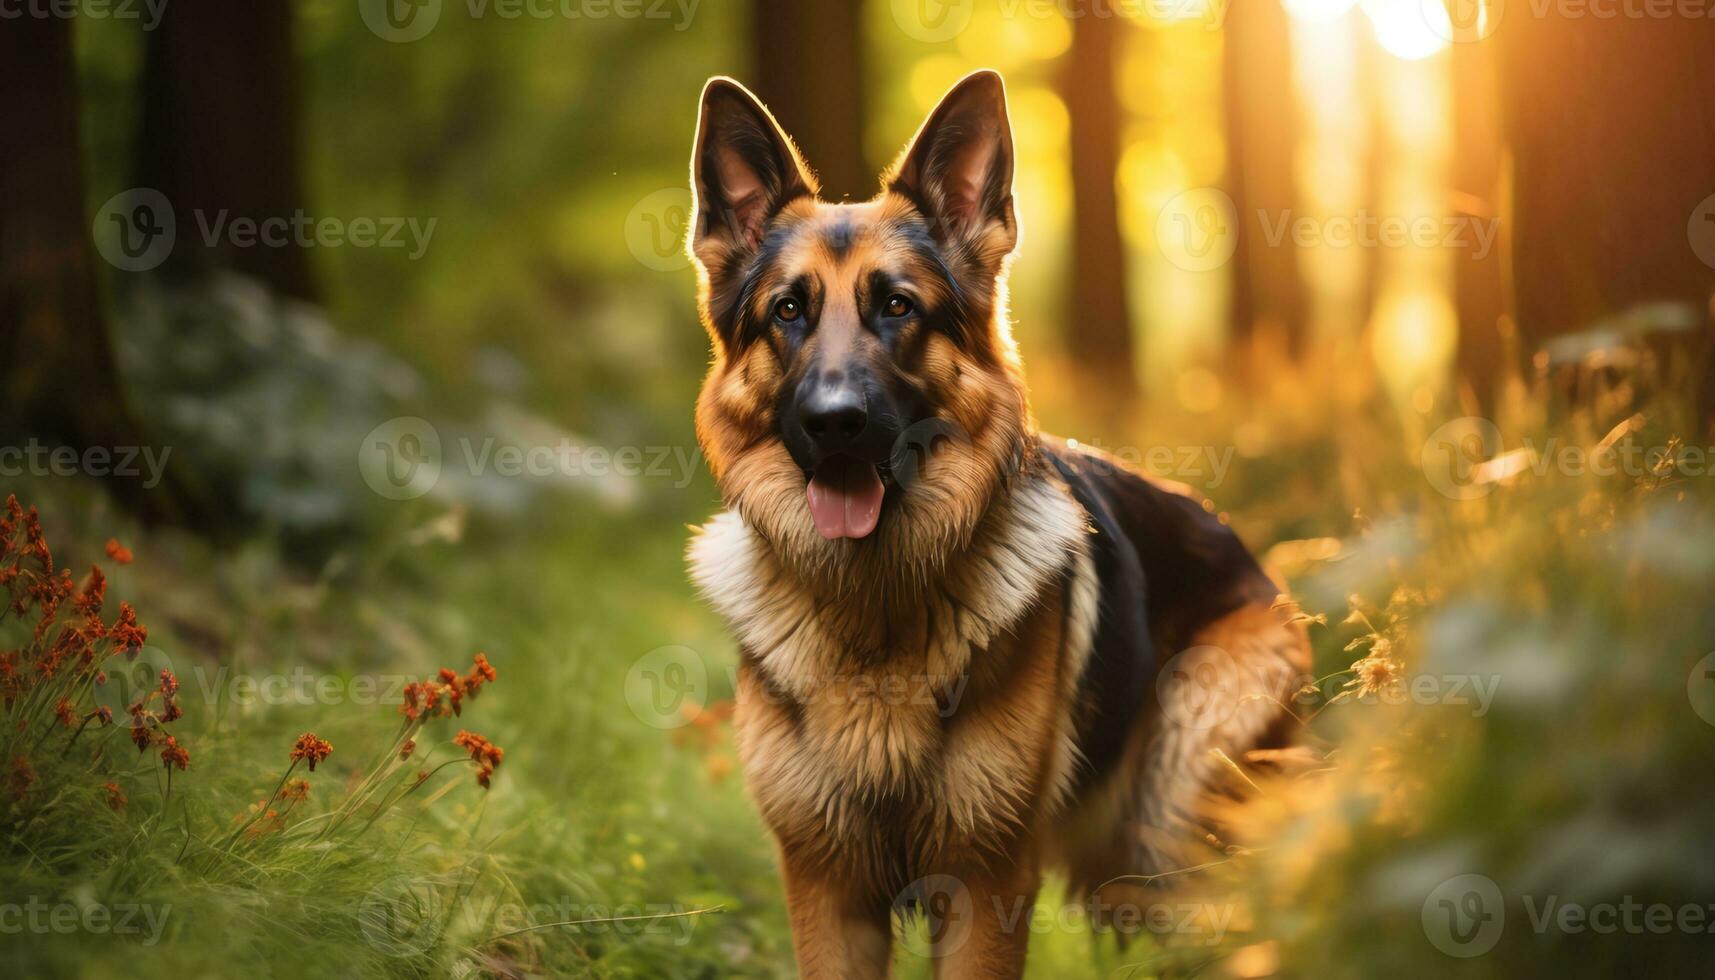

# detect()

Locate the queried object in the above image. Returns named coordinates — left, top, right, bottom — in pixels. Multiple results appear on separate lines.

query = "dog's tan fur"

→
left=686, top=72, right=1309, bottom=978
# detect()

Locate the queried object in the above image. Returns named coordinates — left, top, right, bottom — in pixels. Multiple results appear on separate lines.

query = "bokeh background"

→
left=3, top=1, right=1715, bottom=977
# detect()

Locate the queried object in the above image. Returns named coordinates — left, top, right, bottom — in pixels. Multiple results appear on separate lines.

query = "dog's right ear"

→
left=690, top=78, right=817, bottom=264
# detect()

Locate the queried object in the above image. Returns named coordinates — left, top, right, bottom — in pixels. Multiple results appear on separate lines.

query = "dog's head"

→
left=689, top=70, right=1032, bottom=584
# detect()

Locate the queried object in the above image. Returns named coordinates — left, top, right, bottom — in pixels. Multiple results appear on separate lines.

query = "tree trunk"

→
left=1449, top=35, right=1508, bottom=407
left=138, top=0, right=316, bottom=300
left=1062, top=7, right=1138, bottom=402
left=1222, top=0, right=1304, bottom=358
left=750, top=0, right=869, bottom=202
left=1496, top=17, right=1715, bottom=428
left=0, top=15, right=145, bottom=464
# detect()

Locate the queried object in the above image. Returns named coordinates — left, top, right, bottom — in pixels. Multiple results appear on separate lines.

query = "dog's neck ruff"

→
left=689, top=467, right=1089, bottom=687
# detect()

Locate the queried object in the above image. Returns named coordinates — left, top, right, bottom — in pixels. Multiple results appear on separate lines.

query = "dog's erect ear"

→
left=887, top=70, right=1016, bottom=254
left=690, top=78, right=817, bottom=259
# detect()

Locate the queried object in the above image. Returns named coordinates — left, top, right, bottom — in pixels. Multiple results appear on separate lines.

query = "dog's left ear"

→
left=690, top=77, right=817, bottom=262
left=887, top=70, right=1016, bottom=256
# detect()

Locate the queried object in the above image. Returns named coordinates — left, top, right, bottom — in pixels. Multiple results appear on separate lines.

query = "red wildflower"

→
left=103, top=782, right=127, bottom=812
left=276, top=778, right=311, bottom=803
left=466, top=652, right=497, bottom=697
left=75, top=565, right=106, bottom=616
left=28, top=571, right=72, bottom=641
left=160, top=735, right=189, bottom=770
left=454, top=729, right=504, bottom=766
left=54, top=697, right=76, bottom=727
left=158, top=670, right=181, bottom=722
left=421, top=682, right=444, bottom=717
left=401, top=681, right=448, bottom=721
left=454, top=729, right=504, bottom=790
left=9, top=756, right=34, bottom=800
left=246, top=808, right=283, bottom=839
left=289, top=732, right=333, bottom=771
left=130, top=724, right=152, bottom=752
left=110, top=602, right=147, bottom=657
left=20, top=505, right=50, bottom=572
left=438, top=668, right=465, bottom=715
left=95, top=705, right=113, bottom=725
left=104, top=539, right=133, bottom=565
left=399, top=738, right=416, bottom=761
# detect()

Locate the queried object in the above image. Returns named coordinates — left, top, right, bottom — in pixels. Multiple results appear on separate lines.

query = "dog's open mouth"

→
left=806, top=455, right=885, bottom=540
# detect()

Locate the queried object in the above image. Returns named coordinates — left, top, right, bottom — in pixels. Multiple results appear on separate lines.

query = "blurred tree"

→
left=1062, top=8, right=1138, bottom=403
left=1449, top=34, right=1508, bottom=406
left=1496, top=16, right=1715, bottom=426
left=750, top=0, right=869, bottom=201
left=138, top=0, right=315, bottom=299
left=1222, top=0, right=1304, bottom=359
left=0, top=17, right=143, bottom=467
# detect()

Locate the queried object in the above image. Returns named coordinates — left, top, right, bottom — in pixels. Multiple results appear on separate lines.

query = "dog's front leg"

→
left=781, top=855, right=892, bottom=979
left=929, top=862, right=1040, bottom=980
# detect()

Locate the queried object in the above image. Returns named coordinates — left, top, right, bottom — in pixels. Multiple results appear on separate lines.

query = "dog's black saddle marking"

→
left=1042, top=442, right=1279, bottom=796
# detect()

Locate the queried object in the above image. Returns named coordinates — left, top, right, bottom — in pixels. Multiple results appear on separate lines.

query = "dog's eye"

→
left=883, top=295, right=913, bottom=318
left=775, top=298, right=802, bottom=322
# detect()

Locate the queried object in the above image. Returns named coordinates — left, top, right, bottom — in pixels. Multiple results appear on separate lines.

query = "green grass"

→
left=5, top=360, right=1715, bottom=978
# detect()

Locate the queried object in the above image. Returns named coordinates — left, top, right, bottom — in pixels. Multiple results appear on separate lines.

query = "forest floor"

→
left=4, top=348, right=1714, bottom=978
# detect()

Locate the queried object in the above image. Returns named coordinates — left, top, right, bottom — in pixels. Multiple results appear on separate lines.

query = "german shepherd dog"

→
left=686, top=70, right=1309, bottom=978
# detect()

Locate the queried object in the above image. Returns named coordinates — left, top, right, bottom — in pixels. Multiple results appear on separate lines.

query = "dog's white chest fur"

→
left=688, top=475, right=1100, bottom=851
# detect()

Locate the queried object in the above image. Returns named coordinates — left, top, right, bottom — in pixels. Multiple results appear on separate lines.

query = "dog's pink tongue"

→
left=806, top=461, right=884, bottom=540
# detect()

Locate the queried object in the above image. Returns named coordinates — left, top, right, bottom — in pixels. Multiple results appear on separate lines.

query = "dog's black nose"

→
left=800, top=383, right=867, bottom=452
